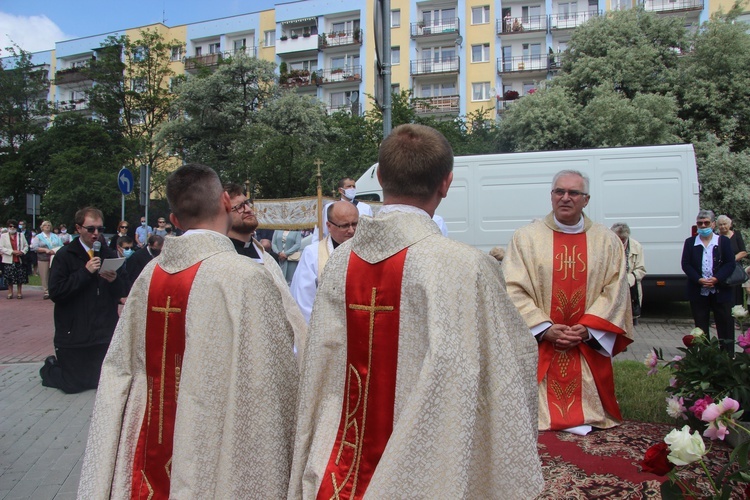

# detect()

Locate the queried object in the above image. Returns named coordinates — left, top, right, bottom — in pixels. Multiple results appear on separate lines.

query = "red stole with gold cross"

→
left=539, top=232, right=623, bottom=430
left=130, top=262, right=201, bottom=500
left=316, top=249, right=407, bottom=500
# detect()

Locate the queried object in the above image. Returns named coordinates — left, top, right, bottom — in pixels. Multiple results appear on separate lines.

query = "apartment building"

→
left=19, top=0, right=733, bottom=122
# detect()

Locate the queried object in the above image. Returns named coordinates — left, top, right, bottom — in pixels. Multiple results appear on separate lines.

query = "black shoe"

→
left=40, top=356, right=57, bottom=385
left=44, top=355, right=57, bottom=367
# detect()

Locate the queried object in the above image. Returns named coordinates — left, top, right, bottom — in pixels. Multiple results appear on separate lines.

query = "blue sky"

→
left=0, top=0, right=281, bottom=53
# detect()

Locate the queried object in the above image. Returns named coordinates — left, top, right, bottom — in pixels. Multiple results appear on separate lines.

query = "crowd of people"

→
left=3, top=123, right=747, bottom=497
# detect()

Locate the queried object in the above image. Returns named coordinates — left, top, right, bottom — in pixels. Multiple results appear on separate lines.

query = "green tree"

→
left=677, top=6, right=750, bottom=152
left=85, top=28, right=183, bottom=198
left=9, top=114, right=128, bottom=225
left=157, top=52, right=277, bottom=176
left=0, top=44, right=51, bottom=220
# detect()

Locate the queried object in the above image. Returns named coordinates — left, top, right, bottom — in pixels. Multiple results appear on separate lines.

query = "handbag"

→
left=630, top=284, right=641, bottom=318
left=287, top=251, right=302, bottom=262
left=725, top=262, right=749, bottom=286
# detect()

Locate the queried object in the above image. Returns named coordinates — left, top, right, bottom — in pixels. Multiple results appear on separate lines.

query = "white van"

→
left=356, top=144, right=701, bottom=302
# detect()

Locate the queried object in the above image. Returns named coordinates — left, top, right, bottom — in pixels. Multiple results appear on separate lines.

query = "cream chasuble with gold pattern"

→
left=288, top=211, right=543, bottom=499
left=78, top=231, right=299, bottom=499
left=504, top=213, right=634, bottom=431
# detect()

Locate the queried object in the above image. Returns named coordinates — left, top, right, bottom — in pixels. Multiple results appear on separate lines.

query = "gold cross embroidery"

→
left=333, top=287, right=394, bottom=497
left=151, top=296, right=181, bottom=444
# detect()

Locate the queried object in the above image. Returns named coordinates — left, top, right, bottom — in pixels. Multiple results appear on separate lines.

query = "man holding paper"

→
left=40, top=207, right=127, bottom=394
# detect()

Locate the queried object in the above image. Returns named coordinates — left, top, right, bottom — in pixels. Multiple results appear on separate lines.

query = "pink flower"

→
left=689, top=395, right=714, bottom=420
left=669, top=377, right=678, bottom=388
left=704, top=421, right=730, bottom=440
left=739, top=330, right=750, bottom=352
left=671, top=355, right=683, bottom=362
left=644, top=351, right=659, bottom=376
left=701, top=397, right=740, bottom=423
left=666, top=396, right=688, bottom=420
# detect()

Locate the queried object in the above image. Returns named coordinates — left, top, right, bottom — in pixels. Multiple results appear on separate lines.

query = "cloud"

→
left=0, top=12, right=69, bottom=53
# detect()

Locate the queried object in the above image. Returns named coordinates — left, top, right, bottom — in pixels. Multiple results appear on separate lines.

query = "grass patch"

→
left=27, top=275, right=41, bottom=286
left=614, top=360, right=680, bottom=424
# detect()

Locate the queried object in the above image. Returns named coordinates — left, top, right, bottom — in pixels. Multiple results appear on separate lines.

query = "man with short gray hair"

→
left=505, top=169, right=634, bottom=434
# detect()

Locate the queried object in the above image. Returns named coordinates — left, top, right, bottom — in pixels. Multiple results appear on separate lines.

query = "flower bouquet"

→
left=642, top=326, right=750, bottom=497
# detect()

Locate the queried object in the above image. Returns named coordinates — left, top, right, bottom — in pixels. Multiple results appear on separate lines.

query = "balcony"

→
left=496, top=55, right=548, bottom=74
left=226, top=46, right=258, bottom=58
left=276, top=33, right=319, bottom=55
left=327, top=102, right=362, bottom=116
left=497, top=15, right=547, bottom=34
left=55, top=67, right=90, bottom=86
left=56, top=99, right=89, bottom=113
left=643, top=0, right=703, bottom=12
left=412, top=95, right=460, bottom=115
left=548, top=52, right=566, bottom=72
left=496, top=98, right=520, bottom=114
left=410, top=56, right=460, bottom=76
left=319, top=29, right=363, bottom=50
left=549, top=11, right=600, bottom=29
left=317, top=66, right=362, bottom=85
left=279, top=69, right=316, bottom=89
left=184, top=53, right=223, bottom=72
left=410, top=18, right=461, bottom=38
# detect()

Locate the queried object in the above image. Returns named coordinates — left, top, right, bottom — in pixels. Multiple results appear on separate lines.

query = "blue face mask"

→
left=123, top=249, right=134, bottom=258
left=698, top=227, right=713, bottom=238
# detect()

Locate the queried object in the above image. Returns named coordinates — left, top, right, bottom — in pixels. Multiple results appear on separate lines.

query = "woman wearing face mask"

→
left=58, top=224, right=71, bottom=245
left=681, top=209, right=737, bottom=353
left=1, top=219, right=30, bottom=299
left=32, top=220, right=62, bottom=299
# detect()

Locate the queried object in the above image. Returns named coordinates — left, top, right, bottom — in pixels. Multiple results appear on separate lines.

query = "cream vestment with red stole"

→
left=78, top=231, right=299, bottom=498
left=288, top=209, right=543, bottom=499
left=504, top=213, right=634, bottom=431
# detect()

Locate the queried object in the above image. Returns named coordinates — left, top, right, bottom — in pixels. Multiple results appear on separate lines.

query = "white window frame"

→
left=264, top=30, right=276, bottom=47
left=209, top=42, right=221, bottom=54
left=471, top=43, right=490, bottom=63
left=472, top=6, right=491, bottom=24
left=170, top=46, right=182, bottom=61
left=391, top=9, right=401, bottom=27
left=391, top=46, right=400, bottom=65
left=472, top=82, right=491, bottom=101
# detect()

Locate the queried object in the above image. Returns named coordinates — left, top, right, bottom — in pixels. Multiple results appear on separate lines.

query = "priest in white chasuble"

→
left=78, top=164, right=299, bottom=499
left=504, top=170, right=634, bottom=434
left=288, top=124, right=543, bottom=500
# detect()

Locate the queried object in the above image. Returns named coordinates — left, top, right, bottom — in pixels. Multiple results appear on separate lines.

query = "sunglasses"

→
left=119, top=225, right=128, bottom=229
left=81, top=226, right=106, bottom=233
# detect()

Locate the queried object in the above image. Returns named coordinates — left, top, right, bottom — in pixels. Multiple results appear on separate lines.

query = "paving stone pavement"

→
left=0, top=286, right=716, bottom=499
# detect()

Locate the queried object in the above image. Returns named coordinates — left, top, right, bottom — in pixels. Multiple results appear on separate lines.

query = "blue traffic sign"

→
left=117, top=168, right=134, bottom=195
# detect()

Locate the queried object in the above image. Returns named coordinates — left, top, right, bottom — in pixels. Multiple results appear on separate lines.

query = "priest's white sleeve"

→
left=290, top=245, right=319, bottom=324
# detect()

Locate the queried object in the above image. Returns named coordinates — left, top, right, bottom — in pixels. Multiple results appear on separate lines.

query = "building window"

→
left=209, top=42, right=221, bottom=54
left=472, top=82, right=491, bottom=101
left=264, top=30, right=276, bottom=47
left=391, top=9, right=401, bottom=27
left=132, top=46, right=146, bottom=62
left=391, top=46, right=400, bottom=65
left=170, top=46, right=182, bottom=61
left=472, top=6, right=490, bottom=24
left=471, top=43, right=490, bottom=63
left=233, top=38, right=246, bottom=53
left=195, top=46, right=202, bottom=57
left=392, top=83, right=400, bottom=94
left=523, top=82, right=536, bottom=95
left=131, top=77, right=147, bottom=93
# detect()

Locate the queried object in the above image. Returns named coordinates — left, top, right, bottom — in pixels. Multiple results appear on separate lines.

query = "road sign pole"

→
left=121, top=194, right=125, bottom=223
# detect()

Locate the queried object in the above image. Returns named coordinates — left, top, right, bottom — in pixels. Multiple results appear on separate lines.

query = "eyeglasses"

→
left=696, top=220, right=712, bottom=227
left=80, top=225, right=106, bottom=233
left=328, top=220, right=358, bottom=230
left=158, top=220, right=166, bottom=224
left=231, top=199, right=254, bottom=213
left=119, top=225, right=128, bottom=229
left=552, top=188, right=588, bottom=199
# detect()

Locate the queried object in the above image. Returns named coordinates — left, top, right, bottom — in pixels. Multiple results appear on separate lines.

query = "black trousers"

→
left=689, top=294, right=734, bottom=353
left=40, top=344, right=109, bottom=394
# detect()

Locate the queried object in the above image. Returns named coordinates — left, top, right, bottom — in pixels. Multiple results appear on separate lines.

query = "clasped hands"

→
left=698, top=277, right=718, bottom=289
left=545, top=323, right=590, bottom=349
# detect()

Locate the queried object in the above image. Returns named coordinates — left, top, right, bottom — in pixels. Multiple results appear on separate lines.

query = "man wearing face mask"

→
left=314, top=177, right=373, bottom=242
left=127, top=234, right=163, bottom=284
left=134, top=216, right=152, bottom=248
left=115, top=236, right=136, bottom=297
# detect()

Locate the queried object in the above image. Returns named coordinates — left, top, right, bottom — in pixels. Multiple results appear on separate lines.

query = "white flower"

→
left=664, top=425, right=706, bottom=466
left=690, top=327, right=705, bottom=337
left=731, top=305, right=748, bottom=319
left=666, top=396, right=687, bottom=420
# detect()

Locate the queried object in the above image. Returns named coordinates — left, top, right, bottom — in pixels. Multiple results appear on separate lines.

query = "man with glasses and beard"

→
left=40, top=207, right=127, bottom=393
left=224, top=182, right=306, bottom=353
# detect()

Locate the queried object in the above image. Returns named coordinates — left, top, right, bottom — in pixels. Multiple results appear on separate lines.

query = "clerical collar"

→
left=378, top=204, right=431, bottom=219
left=332, top=238, right=340, bottom=249
left=554, top=215, right=585, bottom=234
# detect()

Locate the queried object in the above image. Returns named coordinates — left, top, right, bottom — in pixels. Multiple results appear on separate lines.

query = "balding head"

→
left=326, top=201, right=359, bottom=245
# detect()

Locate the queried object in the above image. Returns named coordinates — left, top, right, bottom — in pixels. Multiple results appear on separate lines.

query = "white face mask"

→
left=344, top=187, right=357, bottom=200
left=9, top=228, right=17, bottom=234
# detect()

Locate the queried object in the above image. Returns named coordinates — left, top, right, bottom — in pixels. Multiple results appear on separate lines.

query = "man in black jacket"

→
left=40, top=207, right=127, bottom=393
left=127, top=234, right=164, bottom=284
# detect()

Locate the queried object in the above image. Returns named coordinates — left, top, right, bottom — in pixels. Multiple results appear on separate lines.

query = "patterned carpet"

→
left=536, top=420, right=743, bottom=499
